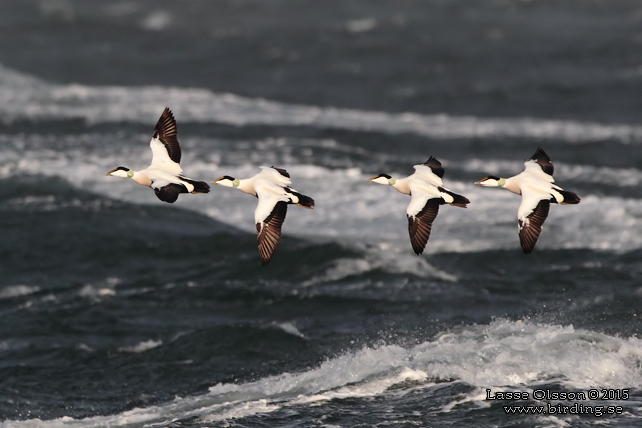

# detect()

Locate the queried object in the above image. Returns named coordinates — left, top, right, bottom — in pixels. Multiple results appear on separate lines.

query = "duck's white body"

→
left=369, top=157, right=469, bottom=255
left=106, top=108, right=209, bottom=203
left=235, top=167, right=298, bottom=224
left=475, top=147, right=580, bottom=253
left=214, top=166, right=314, bottom=266
left=392, top=164, right=462, bottom=207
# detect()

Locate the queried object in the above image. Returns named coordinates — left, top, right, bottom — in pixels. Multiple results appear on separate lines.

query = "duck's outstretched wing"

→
left=524, top=147, right=554, bottom=177
left=412, top=163, right=444, bottom=186
left=255, top=199, right=288, bottom=266
left=258, top=166, right=292, bottom=185
left=151, top=180, right=188, bottom=203
left=422, top=156, right=445, bottom=178
left=150, top=108, right=182, bottom=173
left=517, top=191, right=551, bottom=254
left=406, top=194, right=442, bottom=255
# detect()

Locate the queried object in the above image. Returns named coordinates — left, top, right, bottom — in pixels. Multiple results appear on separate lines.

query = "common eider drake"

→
left=213, top=166, right=314, bottom=266
left=475, top=147, right=581, bottom=254
left=106, top=107, right=210, bottom=203
left=368, top=157, right=470, bottom=255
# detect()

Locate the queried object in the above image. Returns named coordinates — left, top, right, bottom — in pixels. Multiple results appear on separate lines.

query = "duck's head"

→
left=368, top=173, right=396, bottom=186
left=213, top=175, right=240, bottom=188
left=474, top=175, right=506, bottom=187
left=106, top=166, right=134, bottom=179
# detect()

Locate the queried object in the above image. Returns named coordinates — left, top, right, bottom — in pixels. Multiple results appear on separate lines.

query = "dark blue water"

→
left=1, top=1, right=642, bottom=427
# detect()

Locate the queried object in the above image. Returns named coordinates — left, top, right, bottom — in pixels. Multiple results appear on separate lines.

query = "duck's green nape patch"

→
left=498, top=177, right=506, bottom=187
left=127, top=169, right=135, bottom=179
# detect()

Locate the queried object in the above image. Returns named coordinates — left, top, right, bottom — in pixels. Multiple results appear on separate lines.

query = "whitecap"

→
left=271, top=321, right=307, bottom=339
left=140, top=10, right=171, bottom=31
left=118, top=339, right=163, bottom=354
left=79, top=284, right=116, bottom=300
left=0, top=285, right=40, bottom=299
left=5, top=320, right=641, bottom=427
left=2, top=63, right=642, bottom=143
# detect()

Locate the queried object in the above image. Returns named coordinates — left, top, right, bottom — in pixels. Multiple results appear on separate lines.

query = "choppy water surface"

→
left=1, top=1, right=641, bottom=427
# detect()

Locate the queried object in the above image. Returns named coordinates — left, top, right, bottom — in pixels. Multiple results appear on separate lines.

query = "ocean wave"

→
left=0, top=285, right=40, bottom=300
left=117, top=339, right=163, bottom=354
left=299, top=247, right=458, bottom=286
left=2, top=63, right=642, bottom=143
left=5, top=319, right=640, bottom=427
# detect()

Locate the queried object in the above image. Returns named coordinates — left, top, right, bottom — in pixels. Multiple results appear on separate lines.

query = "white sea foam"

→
left=0, top=285, right=40, bottom=299
left=301, top=247, right=458, bottom=286
left=2, top=63, right=642, bottom=142
left=4, top=319, right=641, bottom=427
left=78, top=284, right=116, bottom=298
left=117, top=339, right=162, bottom=354
left=140, top=10, right=171, bottom=31
left=271, top=321, right=307, bottom=339
left=1, top=195, right=87, bottom=212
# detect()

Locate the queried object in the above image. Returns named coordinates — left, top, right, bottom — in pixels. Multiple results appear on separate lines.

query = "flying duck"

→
left=475, top=147, right=580, bottom=253
left=106, top=107, right=210, bottom=203
left=213, top=166, right=314, bottom=266
left=368, top=157, right=470, bottom=255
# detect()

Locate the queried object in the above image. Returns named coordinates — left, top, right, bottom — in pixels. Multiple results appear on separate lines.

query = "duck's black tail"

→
left=438, top=187, right=470, bottom=208
left=559, top=190, right=580, bottom=205
left=287, top=187, right=315, bottom=209
left=182, top=177, right=211, bottom=194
